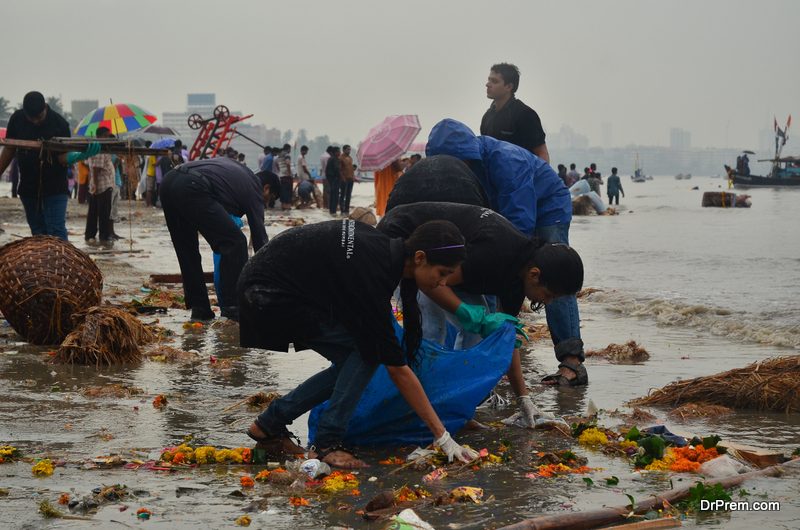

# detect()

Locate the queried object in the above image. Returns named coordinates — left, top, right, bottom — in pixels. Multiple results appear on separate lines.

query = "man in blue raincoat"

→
left=426, top=118, right=587, bottom=386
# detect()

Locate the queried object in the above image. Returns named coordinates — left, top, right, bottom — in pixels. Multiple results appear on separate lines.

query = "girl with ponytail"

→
left=238, top=219, right=477, bottom=469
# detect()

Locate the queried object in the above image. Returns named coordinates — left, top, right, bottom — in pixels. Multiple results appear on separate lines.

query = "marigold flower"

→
left=255, top=470, right=271, bottom=481
left=194, top=446, right=217, bottom=464
left=235, top=515, right=251, bottom=526
left=240, top=475, right=255, bottom=488
left=289, top=496, right=310, bottom=506
left=577, top=427, right=609, bottom=446
left=32, top=459, right=54, bottom=477
left=58, top=493, right=70, bottom=505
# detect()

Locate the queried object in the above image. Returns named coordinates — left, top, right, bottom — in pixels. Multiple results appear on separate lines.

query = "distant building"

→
left=548, top=125, right=590, bottom=150
left=70, top=99, right=99, bottom=129
left=187, top=93, right=216, bottom=116
left=670, top=127, right=692, bottom=150
left=601, top=122, right=613, bottom=148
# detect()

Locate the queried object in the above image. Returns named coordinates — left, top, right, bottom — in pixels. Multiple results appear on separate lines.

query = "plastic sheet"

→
left=308, top=321, right=516, bottom=446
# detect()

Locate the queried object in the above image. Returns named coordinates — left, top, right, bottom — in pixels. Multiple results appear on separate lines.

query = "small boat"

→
left=631, top=152, right=647, bottom=182
left=727, top=116, right=800, bottom=188
left=675, top=173, right=692, bottom=180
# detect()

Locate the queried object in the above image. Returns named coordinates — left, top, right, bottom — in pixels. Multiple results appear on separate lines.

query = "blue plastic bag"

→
left=308, top=320, right=516, bottom=446
left=213, top=215, right=245, bottom=295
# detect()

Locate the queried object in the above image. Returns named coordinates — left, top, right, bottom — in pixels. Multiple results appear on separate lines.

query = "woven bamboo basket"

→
left=0, top=236, right=103, bottom=344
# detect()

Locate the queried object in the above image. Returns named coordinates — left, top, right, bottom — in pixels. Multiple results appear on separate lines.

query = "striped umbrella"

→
left=74, top=103, right=157, bottom=137
left=356, top=114, right=421, bottom=171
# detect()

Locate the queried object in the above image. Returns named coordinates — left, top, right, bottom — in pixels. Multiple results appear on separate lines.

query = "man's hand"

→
left=434, top=431, right=479, bottom=463
left=65, top=142, right=101, bottom=165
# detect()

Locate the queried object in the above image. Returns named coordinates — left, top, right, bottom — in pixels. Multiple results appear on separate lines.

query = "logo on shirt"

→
left=341, top=219, right=356, bottom=259
left=479, top=208, right=495, bottom=219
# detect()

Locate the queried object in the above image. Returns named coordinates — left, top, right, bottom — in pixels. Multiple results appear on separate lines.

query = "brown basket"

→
left=0, top=236, right=103, bottom=345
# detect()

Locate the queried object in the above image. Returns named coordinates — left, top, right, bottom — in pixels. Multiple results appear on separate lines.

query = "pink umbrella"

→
left=407, top=141, right=427, bottom=153
left=356, top=115, right=421, bottom=171
left=0, top=128, right=6, bottom=139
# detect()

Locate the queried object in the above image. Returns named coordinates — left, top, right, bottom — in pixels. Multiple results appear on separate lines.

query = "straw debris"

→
left=54, top=306, right=157, bottom=366
left=631, top=355, right=800, bottom=413
left=669, top=402, right=733, bottom=420
left=585, top=340, right=650, bottom=363
left=145, top=345, right=200, bottom=363
left=80, top=384, right=144, bottom=398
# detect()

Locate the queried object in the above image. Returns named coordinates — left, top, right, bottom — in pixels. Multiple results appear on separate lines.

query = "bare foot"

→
left=463, top=419, right=491, bottom=430
left=308, top=448, right=369, bottom=469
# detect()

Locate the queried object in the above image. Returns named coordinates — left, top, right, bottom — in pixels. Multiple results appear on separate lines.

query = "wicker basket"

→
left=0, top=236, right=103, bottom=345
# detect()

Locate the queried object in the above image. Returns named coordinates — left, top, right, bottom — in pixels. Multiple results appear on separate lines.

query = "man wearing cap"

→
left=0, top=91, right=98, bottom=240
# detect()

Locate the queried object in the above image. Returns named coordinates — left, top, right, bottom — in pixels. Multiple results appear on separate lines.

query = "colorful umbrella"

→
left=356, top=115, right=421, bottom=171
left=74, top=103, right=157, bottom=137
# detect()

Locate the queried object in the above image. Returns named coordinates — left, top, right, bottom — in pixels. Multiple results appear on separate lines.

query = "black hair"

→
left=611, top=167, right=618, bottom=173
left=263, top=146, right=271, bottom=154
left=491, top=63, right=520, bottom=93
left=300, top=145, right=308, bottom=152
left=22, top=91, right=46, bottom=117
left=342, top=144, right=351, bottom=150
left=174, top=140, right=183, bottom=148
left=257, top=170, right=280, bottom=198
left=96, top=126, right=111, bottom=137
left=590, top=162, right=597, bottom=170
left=282, top=143, right=291, bottom=151
left=400, top=220, right=465, bottom=364
left=570, top=163, right=576, bottom=170
left=521, top=239, right=584, bottom=312
left=271, top=147, right=281, bottom=154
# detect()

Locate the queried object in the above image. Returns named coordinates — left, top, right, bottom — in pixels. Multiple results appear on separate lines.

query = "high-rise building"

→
left=70, top=99, right=99, bottom=128
left=670, top=128, right=691, bottom=150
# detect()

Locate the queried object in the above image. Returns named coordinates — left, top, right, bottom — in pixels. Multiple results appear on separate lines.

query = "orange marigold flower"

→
left=350, top=489, right=361, bottom=496
left=289, top=496, right=310, bottom=506
left=172, top=452, right=187, bottom=464
left=58, top=493, right=70, bottom=505
left=240, top=448, right=252, bottom=463
left=240, top=475, right=255, bottom=488
left=254, top=470, right=271, bottom=482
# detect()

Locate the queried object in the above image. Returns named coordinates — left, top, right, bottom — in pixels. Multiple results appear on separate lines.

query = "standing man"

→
left=85, top=126, right=116, bottom=247
left=0, top=91, right=98, bottom=240
left=480, top=63, right=550, bottom=164
left=320, top=145, right=332, bottom=209
left=339, top=144, right=355, bottom=215
left=296, top=145, right=311, bottom=181
left=566, top=163, right=580, bottom=187
left=160, top=157, right=268, bottom=322
left=325, top=146, right=342, bottom=215
left=606, top=167, right=624, bottom=205
left=277, top=144, right=293, bottom=210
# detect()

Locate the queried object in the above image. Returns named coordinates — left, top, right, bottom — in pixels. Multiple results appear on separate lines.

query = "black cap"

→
left=22, top=91, right=46, bottom=117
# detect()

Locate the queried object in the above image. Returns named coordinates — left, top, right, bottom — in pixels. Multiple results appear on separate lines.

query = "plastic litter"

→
left=698, top=454, right=751, bottom=478
left=386, top=508, right=434, bottom=530
left=299, top=459, right=331, bottom=479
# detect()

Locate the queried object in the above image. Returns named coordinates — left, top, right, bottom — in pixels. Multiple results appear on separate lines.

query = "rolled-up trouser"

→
left=534, top=222, right=584, bottom=362
left=418, top=289, right=488, bottom=349
left=160, top=168, right=249, bottom=311
left=254, top=320, right=378, bottom=449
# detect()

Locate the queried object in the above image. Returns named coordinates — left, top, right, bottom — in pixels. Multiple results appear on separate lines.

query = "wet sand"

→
left=1, top=181, right=798, bottom=529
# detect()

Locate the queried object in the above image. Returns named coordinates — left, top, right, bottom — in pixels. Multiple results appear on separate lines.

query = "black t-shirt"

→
left=238, top=220, right=407, bottom=366
left=480, top=97, right=546, bottom=153
left=6, top=108, right=71, bottom=197
left=386, top=155, right=488, bottom=212
left=378, top=202, right=531, bottom=316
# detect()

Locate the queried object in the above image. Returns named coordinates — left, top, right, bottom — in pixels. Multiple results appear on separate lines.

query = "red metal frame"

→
left=187, top=106, right=254, bottom=161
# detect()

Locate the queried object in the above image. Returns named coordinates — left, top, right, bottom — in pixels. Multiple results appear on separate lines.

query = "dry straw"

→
left=631, top=356, right=800, bottom=413
left=0, top=236, right=102, bottom=344
left=54, top=306, right=157, bottom=366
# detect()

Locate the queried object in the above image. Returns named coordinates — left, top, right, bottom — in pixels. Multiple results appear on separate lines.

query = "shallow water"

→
left=1, top=178, right=799, bottom=529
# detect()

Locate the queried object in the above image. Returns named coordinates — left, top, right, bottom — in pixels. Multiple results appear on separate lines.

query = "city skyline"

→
left=3, top=0, right=797, bottom=153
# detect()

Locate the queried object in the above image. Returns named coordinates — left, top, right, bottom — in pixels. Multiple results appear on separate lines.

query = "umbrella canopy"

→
left=137, top=124, right=179, bottom=136
left=0, top=128, right=5, bottom=139
left=74, top=103, right=157, bottom=137
left=356, top=115, right=420, bottom=171
left=407, top=141, right=427, bottom=153
left=742, top=150, right=756, bottom=154
left=150, top=138, right=176, bottom=149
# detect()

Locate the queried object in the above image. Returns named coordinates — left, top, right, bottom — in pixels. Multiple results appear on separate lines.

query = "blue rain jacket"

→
left=426, top=119, right=572, bottom=236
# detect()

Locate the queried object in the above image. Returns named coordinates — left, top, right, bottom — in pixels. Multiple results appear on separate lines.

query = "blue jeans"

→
left=255, top=321, right=378, bottom=448
left=534, top=222, right=583, bottom=362
left=20, top=194, right=69, bottom=240
left=418, top=289, right=487, bottom=349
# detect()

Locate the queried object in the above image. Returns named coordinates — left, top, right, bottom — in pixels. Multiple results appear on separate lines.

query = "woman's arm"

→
left=385, top=365, right=446, bottom=439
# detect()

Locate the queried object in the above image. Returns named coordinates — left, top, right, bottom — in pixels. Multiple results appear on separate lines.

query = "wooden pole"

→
left=0, top=138, right=170, bottom=156
left=499, top=459, right=800, bottom=530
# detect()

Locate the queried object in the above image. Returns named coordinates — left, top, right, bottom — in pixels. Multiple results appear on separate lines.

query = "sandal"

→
left=541, top=361, right=588, bottom=387
left=246, top=427, right=305, bottom=458
left=309, top=444, right=368, bottom=469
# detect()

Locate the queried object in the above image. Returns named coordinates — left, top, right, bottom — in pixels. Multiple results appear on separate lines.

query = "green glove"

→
left=479, top=312, right=518, bottom=338
left=514, top=322, right=529, bottom=349
left=65, top=142, right=101, bottom=165
left=454, top=303, right=486, bottom=334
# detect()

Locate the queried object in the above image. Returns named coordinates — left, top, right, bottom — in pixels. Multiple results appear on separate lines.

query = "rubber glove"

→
left=517, top=395, right=540, bottom=428
left=454, top=303, right=486, bottom=334
left=514, top=322, right=529, bottom=348
left=479, top=311, right=518, bottom=337
left=434, top=431, right=479, bottom=463
left=65, top=142, right=101, bottom=165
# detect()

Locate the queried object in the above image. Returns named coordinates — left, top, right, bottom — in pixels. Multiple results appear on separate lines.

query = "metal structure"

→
left=186, top=105, right=263, bottom=161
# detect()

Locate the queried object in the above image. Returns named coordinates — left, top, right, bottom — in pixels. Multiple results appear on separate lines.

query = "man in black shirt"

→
left=160, top=157, right=269, bottom=321
left=0, top=91, right=98, bottom=240
left=480, top=63, right=550, bottom=163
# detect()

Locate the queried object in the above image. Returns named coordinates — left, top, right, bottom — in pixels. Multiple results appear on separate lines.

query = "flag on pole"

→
left=774, top=116, right=778, bottom=132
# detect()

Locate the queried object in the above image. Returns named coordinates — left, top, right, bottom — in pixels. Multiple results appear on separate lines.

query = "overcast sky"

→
left=4, top=0, right=798, bottom=149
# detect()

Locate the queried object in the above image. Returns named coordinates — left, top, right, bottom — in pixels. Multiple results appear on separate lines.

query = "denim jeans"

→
left=255, top=321, right=378, bottom=448
left=20, top=194, right=69, bottom=240
left=534, top=222, right=583, bottom=362
left=418, top=289, right=488, bottom=349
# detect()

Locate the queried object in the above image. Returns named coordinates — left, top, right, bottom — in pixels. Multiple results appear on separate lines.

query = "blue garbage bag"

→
left=213, top=215, right=245, bottom=295
left=308, top=320, right=516, bottom=446
left=642, top=425, right=688, bottom=447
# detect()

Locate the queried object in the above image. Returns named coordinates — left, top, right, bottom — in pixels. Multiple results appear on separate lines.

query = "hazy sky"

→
left=4, top=0, right=798, bottom=149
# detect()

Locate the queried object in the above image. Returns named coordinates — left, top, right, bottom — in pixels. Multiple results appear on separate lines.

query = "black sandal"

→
left=309, top=444, right=363, bottom=468
left=541, top=361, right=588, bottom=387
left=245, top=428, right=305, bottom=457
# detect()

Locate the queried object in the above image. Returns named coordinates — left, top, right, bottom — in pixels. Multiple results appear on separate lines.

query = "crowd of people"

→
left=1, top=64, right=597, bottom=470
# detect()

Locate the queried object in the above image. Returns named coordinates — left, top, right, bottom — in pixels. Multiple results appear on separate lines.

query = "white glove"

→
left=434, top=431, right=479, bottom=463
left=518, top=395, right=540, bottom=428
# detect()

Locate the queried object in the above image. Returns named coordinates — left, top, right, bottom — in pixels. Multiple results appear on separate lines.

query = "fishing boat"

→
left=726, top=115, right=800, bottom=188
